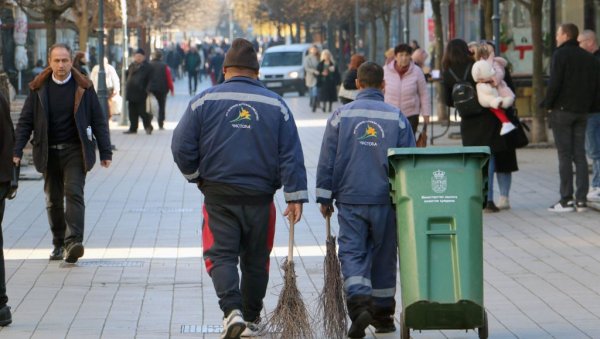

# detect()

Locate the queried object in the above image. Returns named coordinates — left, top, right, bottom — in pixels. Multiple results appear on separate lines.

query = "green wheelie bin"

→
left=387, top=146, right=490, bottom=339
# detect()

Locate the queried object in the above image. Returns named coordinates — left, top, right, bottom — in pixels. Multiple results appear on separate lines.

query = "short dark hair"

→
left=357, top=61, right=383, bottom=88
left=394, top=44, right=413, bottom=56
left=48, top=43, right=72, bottom=59
left=560, top=23, right=579, bottom=40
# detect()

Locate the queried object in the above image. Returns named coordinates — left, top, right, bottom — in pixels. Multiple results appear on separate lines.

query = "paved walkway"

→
left=2, top=77, right=600, bottom=339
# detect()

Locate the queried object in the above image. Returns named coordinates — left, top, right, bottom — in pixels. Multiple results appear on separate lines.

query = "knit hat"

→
left=134, top=48, right=145, bottom=56
left=223, top=38, right=259, bottom=71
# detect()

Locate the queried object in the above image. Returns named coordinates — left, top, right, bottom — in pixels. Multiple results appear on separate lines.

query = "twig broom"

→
left=268, top=213, right=313, bottom=339
left=317, top=214, right=347, bottom=339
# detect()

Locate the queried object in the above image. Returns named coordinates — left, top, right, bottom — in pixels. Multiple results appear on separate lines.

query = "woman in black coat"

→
left=442, top=39, right=515, bottom=212
left=316, top=49, right=340, bottom=113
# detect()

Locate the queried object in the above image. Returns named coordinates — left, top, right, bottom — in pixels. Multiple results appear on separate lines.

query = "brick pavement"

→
left=1, top=77, right=599, bottom=339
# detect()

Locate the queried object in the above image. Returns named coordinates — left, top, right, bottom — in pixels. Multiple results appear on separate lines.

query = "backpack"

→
left=448, top=64, right=482, bottom=116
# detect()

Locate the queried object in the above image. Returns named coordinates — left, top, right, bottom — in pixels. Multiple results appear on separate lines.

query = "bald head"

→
left=578, top=30, right=598, bottom=53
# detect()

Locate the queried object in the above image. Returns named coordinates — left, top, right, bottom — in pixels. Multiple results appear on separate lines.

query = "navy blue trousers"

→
left=336, top=203, right=397, bottom=309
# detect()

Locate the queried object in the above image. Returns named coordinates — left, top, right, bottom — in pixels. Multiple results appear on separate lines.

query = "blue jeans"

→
left=0, top=183, right=9, bottom=307
left=586, top=113, right=600, bottom=188
left=550, top=110, right=588, bottom=202
left=488, top=155, right=513, bottom=201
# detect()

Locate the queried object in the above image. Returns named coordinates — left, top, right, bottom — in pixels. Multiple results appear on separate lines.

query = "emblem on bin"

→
left=431, top=169, right=447, bottom=193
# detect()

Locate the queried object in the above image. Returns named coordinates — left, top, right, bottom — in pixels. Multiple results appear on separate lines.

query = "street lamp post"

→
left=355, top=0, right=359, bottom=53
left=404, top=0, right=410, bottom=44
left=120, top=0, right=129, bottom=126
left=97, top=0, right=109, bottom=119
left=492, top=0, right=501, bottom=55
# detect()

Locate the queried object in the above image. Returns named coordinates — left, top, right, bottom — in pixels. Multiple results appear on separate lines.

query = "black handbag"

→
left=8, top=164, right=19, bottom=200
left=507, top=118, right=529, bottom=149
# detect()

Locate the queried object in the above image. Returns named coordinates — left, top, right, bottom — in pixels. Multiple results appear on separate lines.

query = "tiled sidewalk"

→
left=2, top=77, right=599, bottom=339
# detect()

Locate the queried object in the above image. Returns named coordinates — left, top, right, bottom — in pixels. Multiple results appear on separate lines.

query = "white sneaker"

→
left=500, top=122, right=516, bottom=135
left=587, top=187, right=600, bottom=202
left=497, top=196, right=510, bottom=210
left=548, top=201, right=575, bottom=213
left=221, top=309, right=246, bottom=339
left=241, top=320, right=263, bottom=337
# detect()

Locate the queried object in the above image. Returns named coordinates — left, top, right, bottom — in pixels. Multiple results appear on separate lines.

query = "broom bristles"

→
left=268, top=260, right=314, bottom=339
left=317, top=235, right=348, bottom=339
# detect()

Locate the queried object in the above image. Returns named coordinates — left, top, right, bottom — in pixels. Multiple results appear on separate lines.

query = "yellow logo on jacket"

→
left=354, top=120, right=385, bottom=147
left=226, top=103, right=259, bottom=129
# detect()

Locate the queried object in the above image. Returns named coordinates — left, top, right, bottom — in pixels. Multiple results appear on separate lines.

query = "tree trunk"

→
left=295, top=20, right=301, bottom=43
left=483, top=0, right=493, bottom=40
left=382, top=17, right=390, bottom=52
left=78, top=0, right=89, bottom=52
left=530, top=0, right=547, bottom=142
left=369, top=18, right=377, bottom=62
left=432, top=0, right=447, bottom=120
left=45, top=13, right=57, bottom=52
left=304, top=21, right=312, bottom=42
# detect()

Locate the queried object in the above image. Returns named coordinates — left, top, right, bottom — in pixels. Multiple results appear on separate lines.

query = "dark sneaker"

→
left=348, top=310, right=372, bottom=338
left=548, top=200, right=575, bottom=213
left=49, top=246, right=64, bottom=261
left=484, top=201, right=500, bottom=213
left=220, top=309, right=245, bottom=339
left=64, top=242, right=84, bottom=263
left=575, top=201, right=588, bottom=212
left=0, top=305, right=12, bottom=326
left=371, top=317, right=396, bottom=333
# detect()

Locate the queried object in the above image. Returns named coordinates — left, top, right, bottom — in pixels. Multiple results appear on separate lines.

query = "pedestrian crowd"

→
left=1, top=21, right=599, bottom=339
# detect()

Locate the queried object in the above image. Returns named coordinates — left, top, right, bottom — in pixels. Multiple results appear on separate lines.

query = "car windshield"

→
left=261, top=52, right=303, bottom=67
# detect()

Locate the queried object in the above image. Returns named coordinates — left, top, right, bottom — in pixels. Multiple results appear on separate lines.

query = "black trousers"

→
left=127, top=100, right=152, bottom=132
left=44, top=146, right=86, bottom=247
left=202, top=202, right=275, bottom=322
left=188, top=71, right=198, bottom=94
left=151, top=91, right=168, bottom=128
left=549, top=110, right=589, bottom=202
left=0, top=182, right=9, bottom=307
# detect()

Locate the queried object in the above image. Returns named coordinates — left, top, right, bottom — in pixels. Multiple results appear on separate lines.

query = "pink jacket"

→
left=488, top=56, right=515, bottom=99
left=383, top=61, right=431, bottom=118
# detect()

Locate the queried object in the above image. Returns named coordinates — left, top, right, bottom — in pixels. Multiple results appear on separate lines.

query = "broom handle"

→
left=288, top=214, right=295, bottom=262
left=326, top=214, right=331, bottom=239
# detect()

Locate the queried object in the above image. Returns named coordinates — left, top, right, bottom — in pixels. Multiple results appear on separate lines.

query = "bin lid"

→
left=387, top=146, right=490, bottom=158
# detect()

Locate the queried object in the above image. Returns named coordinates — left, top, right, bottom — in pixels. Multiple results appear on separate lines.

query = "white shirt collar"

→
left=52, top=72, right=72, bottom=85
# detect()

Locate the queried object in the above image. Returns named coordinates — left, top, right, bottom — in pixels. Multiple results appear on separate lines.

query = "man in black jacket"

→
left=13, top=43, right=112, bottom=263
left=545, top=23, right=597, bottom=212
left=0, top=91, right=13, bottom=326
left=125, top=48, right=154, bottom=134
left=148, top=50, right=174, bottom=130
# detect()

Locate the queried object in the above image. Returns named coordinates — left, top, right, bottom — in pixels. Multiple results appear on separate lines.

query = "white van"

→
left=258, top=43, right=312, bottom=96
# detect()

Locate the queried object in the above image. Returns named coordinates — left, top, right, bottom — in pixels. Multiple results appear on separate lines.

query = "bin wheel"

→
left=400, top=312, right=410, bottom=339
left=478, top=310, right=489, bottom=339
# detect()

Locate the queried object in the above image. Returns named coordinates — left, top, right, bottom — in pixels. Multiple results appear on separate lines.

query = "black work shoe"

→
left=64, top=242, right=84, bottom=263
left=371, top=318, right=396, bottom=333
left=0, top=305, right=11, bottom=326
left=348, top=310, right=372, bottom=338
left=484, top=201, right=500, bottom=213
left=49, top=246, right=64, bottom=261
